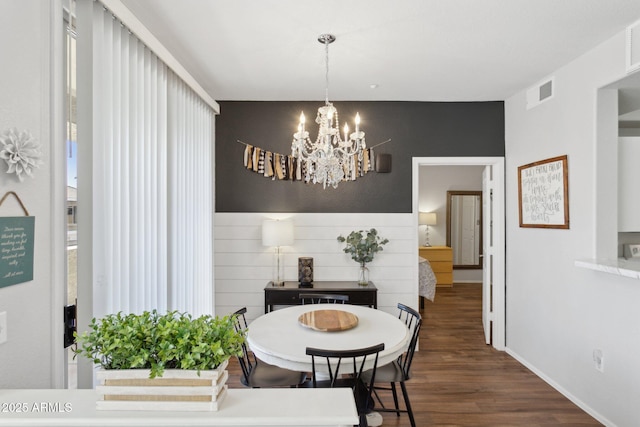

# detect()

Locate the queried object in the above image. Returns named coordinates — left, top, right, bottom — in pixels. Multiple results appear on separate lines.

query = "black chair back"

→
left=396, top=303, right=422, bottom=379
left=299, top=293, right=349, bottom=304
left=232, top=307, right=308, bottom=388
left=306, top=343, right=384, bottom=427
left=232, top=307, right=254, bottom=385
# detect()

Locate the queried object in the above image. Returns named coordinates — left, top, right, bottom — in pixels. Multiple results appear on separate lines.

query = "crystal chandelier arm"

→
left=289, top=33, right=369, bottom=189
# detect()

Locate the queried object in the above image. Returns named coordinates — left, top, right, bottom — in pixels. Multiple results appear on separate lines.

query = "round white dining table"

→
left=246, top=304, right=410, bottom=373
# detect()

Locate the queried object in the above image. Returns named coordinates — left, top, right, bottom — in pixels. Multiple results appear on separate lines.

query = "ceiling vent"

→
left=627, top=19, right=640, bottom=73
left=526, top=77, right=554, bottom=110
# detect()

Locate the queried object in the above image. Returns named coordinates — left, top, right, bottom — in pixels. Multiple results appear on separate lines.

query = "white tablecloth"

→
left=419, top=256, right=437, bottom=301
left=246, top=304, right=410, bottom=373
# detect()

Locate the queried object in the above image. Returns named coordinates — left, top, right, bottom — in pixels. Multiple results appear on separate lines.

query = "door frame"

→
left=412, top=157, right=505, bottom=350
left=50, top=0, right=68, bottom=389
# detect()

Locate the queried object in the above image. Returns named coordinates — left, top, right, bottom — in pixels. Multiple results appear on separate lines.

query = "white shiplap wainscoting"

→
left=214, top=213, right=417, bottom=322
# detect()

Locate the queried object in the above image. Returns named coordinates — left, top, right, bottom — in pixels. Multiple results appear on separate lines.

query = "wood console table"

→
left=264, top=281, right=377, bottom=313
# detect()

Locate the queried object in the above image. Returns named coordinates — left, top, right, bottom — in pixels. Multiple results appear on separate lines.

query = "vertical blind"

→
left=91, top=4, right=213, bottom=317
left=168, top=74, right=213, bottom=316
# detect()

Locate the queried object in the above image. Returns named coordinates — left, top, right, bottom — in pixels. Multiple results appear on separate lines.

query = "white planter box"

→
left=95, top=359, right=228, bottom=411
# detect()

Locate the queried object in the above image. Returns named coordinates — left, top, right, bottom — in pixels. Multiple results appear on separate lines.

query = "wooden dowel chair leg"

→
left=372, top=388, right=386, bottom=409
left=390, top=382, right=400, bottom=417
left=400, top=381, right=416, bottom=427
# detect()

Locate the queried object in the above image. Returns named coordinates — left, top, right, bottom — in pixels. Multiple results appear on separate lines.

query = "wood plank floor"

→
left=226, top=284, right=602, bottom=426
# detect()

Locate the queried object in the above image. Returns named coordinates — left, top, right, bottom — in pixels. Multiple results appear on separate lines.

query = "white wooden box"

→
left=95, top=359, right=228, bottom=411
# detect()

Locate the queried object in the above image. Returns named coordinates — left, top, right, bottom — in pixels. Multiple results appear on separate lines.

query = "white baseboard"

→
left=505, top=347, right=615, bottom=427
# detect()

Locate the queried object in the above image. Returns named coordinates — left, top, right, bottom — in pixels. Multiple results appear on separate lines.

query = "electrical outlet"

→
left=593, top=349, right=604, bottom=372
left=0, top=311, right=7, bottom=345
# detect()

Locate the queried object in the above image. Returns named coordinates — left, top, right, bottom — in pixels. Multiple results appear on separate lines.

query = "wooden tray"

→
left=298, top=309, right=359, bottom=332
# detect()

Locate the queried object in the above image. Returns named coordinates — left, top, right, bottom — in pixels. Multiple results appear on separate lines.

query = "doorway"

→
left=412, top=157, right=505, bottom=350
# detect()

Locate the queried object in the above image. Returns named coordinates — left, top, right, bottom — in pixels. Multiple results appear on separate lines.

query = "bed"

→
left=419, top=256, right=437, bottom=302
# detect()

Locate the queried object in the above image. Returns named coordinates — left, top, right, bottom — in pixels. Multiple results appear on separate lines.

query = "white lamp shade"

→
left=262, top=219, right=294, bottom=247
left=419, top=212, right=437, bottom=225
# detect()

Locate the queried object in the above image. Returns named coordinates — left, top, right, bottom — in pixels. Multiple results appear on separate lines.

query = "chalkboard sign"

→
left=518, top=155, right=569, bottom=229
left=0, top=216, right=35, bottom=288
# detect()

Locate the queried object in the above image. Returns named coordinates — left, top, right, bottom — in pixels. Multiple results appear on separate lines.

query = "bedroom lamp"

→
left=419, top=212, right=437, bottom=247
left=262, top=219, right=294, bottom=286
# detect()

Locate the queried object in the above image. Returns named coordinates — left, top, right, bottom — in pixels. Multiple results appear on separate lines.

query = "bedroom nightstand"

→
left=419, top=246, right=453, bottom=287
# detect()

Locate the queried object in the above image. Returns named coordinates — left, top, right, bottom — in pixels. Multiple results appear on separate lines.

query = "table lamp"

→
left=419, top=212, right=437, bottom=247
left=262, top=219, right=294, bottom=286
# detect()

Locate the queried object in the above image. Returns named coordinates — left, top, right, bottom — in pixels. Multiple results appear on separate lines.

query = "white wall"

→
left=418, top=165, right=484, bottom=282
left=505, top=30, right=640, bottom=426
left=0, top=0, right=60, bottom=388
left=214, top=213, right=416, bottom=323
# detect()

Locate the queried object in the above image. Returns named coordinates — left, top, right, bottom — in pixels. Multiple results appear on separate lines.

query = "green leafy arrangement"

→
left=74, top=310, right=245, bottom=378
left=337, top=228, right=389, bottom=265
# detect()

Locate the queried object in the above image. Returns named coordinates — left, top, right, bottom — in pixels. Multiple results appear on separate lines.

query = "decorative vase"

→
left=298, top=257, right=313, bottom=287
left=358, top=263, right=369, bottom=286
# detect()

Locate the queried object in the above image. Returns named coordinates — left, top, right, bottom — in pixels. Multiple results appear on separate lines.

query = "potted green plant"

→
left=337, top=228, right=389, bottom=285
left=74, top=309, right=245, bottom=411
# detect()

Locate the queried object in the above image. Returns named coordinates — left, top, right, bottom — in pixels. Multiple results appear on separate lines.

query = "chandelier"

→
left=291, top=34, right=366, bottom=189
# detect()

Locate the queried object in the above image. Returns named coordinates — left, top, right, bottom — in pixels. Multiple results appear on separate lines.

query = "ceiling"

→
left=119, top=0, right=640, bottom=102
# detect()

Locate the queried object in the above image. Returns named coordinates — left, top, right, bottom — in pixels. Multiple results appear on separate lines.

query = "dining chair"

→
left=306, top=343, right=384, bottom=427
left=362, top=303, right=422, bottom=427
left=299, top=293, right=350, bottom=304
left=232, top=307, right=308, bottom=388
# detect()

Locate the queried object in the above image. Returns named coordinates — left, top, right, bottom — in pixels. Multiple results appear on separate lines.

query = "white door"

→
left=482, top=167, right=493, bottom=345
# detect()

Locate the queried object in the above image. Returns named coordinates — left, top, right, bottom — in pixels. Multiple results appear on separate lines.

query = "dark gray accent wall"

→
left=215, top=101, right=504, bottom=213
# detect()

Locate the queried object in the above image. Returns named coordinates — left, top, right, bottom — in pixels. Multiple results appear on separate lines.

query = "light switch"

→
left=0, top=311, right=7, bottom=344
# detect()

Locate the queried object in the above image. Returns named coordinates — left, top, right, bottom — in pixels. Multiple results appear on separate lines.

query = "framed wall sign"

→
left=0, top=216, right=35, bottom=288
left=0, top=191, right=35, bottom=288
left=518, top=155, right=569, bottom=229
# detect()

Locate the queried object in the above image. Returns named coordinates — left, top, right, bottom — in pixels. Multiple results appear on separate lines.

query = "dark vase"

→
left=298, top=257, right=313, bottom=285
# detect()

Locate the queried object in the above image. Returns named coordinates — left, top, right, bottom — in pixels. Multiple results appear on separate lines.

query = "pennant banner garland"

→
left=241, top=143, right=375, bottom=184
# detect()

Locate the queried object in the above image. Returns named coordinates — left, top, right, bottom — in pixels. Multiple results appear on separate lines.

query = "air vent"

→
left=627, top=19, right=640, bottom=73
left=526, top=77, right=555, bottom=110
